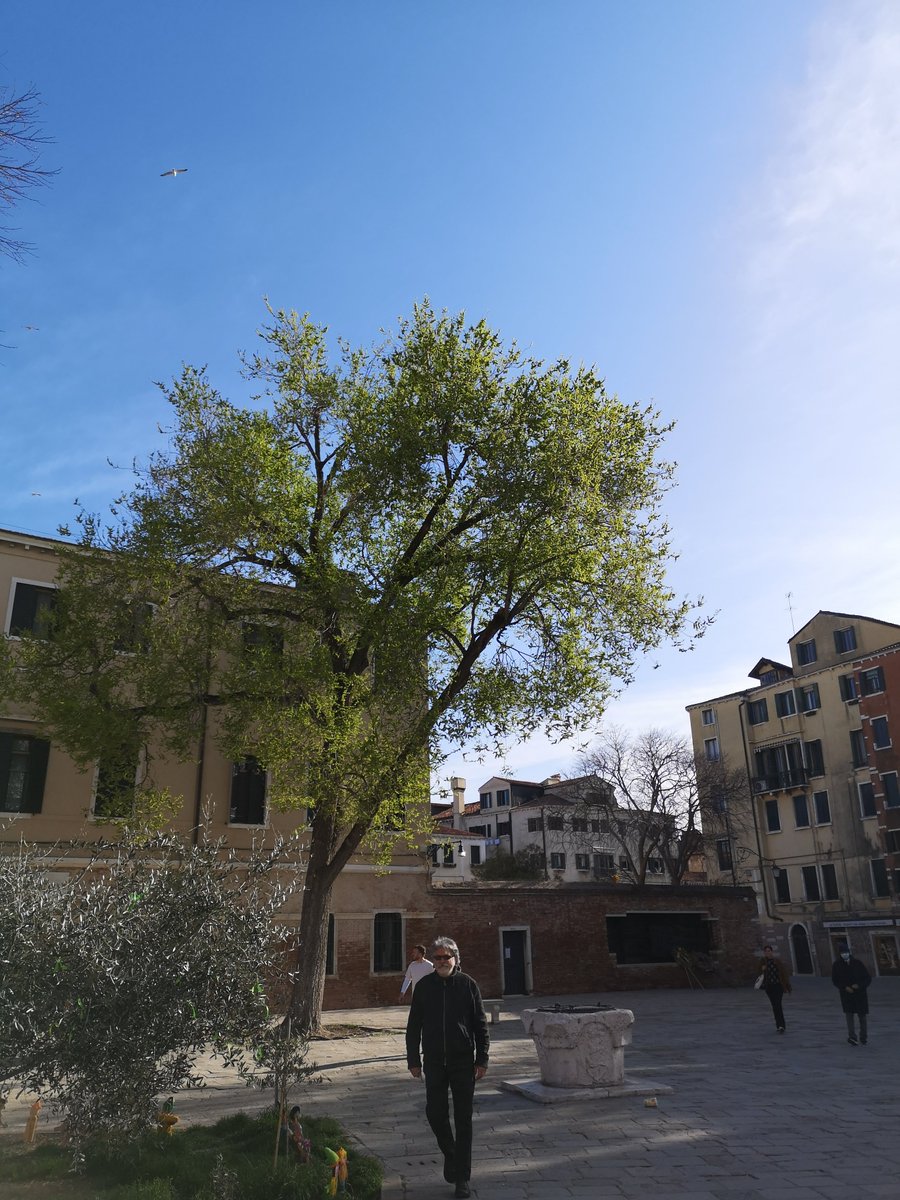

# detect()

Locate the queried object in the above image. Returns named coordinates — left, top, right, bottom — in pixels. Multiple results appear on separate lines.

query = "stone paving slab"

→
left=4, top=978, right=900, bottom=1199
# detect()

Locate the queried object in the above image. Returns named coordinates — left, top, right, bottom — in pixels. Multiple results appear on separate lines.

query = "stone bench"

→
left=483, top=999, right=503, bottom=1025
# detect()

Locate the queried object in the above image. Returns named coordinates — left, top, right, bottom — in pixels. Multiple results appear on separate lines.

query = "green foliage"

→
left=0, top=1111, right=382, bottom=1200
left=0, top=301, right=705, bottom=1028
left=0, top=835, right=311, bottom=1145
left=472, top=845, right=545, bottom=881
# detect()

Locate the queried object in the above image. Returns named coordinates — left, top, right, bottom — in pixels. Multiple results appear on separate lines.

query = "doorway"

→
left=790, top=923, right=814, bottom=974
left=500, top=927, right=530, bottom=995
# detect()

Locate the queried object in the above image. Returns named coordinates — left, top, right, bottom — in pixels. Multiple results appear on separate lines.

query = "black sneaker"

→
left=860, top=1037, right=868, bottom=1045
left=454, top=1184, right=471, bottom=1199
left=847, top=1036, right=858, bottom=1045
left=443, top=1154, right=456, bottom=1184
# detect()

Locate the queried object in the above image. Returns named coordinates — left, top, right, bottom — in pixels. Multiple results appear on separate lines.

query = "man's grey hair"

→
left=432, top=936, right=460, bottom=966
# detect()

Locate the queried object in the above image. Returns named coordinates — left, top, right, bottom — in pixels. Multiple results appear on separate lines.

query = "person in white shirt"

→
left=400, top=944, right=433, bottom=1001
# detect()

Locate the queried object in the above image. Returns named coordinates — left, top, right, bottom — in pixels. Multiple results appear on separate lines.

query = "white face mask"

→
left=840, top=952, right=851, bottom=961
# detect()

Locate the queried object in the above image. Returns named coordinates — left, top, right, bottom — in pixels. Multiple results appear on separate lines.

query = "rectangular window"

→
left=802, top=865, right=821, bottom=901
left=575, top=853, right=590, bottom=871
left=229, top=756, right=267, bottom=824
left=871, top=859, right=890, bottom=899
left=479, top=792, right=493, bottom=809
left=834, top=627, right=857, bottom=654
left=495, top=788, right=510, bottom=807
left=861, top=667, right=885, bottom=695
left=326, top=914, right=335, bottom=976
left=882, top=773, right=900, bottom=809
left=754, top=740, right=805, bottom=791
left=821, top=863, right=839, bottom=901
left=748, top=699, right=769, bottom=725
left=839, top=674, right=859, bottom=702
left=619, top=855, right=629, bottom=870
left=470, top=845, right=482, bottom=866
left=804, top=740, right=825, bottom=777
left=858, top=781, right=877, bottom=818
left=759, top=670, right=777, bottom=687
left=526, top=817, right=543, bottom=833
left=0, top=732, right=50, bottom=814
left=648, top=857, right=664, bottom=874
left=793, top=794, right=810, bottom=828
left=571, top=817, right=588, bottom=832
left=590, top=820, right=601, bottom=833
left=850, top=729, right=868, bottom=769
left=373, top=912, right=403, bottom=972
left=871, top=716, right=891, bottom=750
left=799, top=683, right=820, bottom=713
left=775, top=690, right=796, bottom=717
left=496, top=820, right=510, bottom=836
left=774, top=868, right=791, bottom=904
left=547, top=815, right=564, bottom=831
left=442, top=843, right=456, bottom=867
left=550, top=852, right=566, bottom=870
left=704, top=737, right=720, bottom=763
left=764, top=798, right=781, bottom=833
left=469, top=824, right=486, bottom=836
left=886, top=830, right=900, bottom=854
left=8, top=582, right=56, bottom=639
left=797, top=639, right=817, bottom=665
left=716, top=838, right=733, bottom=871
left=813, top=791, right=831, bottom=825
left=594, top=852, right=616, bottom=873
left=701, top=708, right=715, bottom=726
left=242, top=622, right=284, bottom=655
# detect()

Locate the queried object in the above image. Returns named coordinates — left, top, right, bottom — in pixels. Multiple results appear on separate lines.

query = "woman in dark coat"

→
left=831, top=944, right=872, bottom=1045
left=757, top=944, right=792, bottom=1033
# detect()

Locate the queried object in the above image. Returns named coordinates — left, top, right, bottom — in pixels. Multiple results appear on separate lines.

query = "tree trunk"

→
left=287, top=819, right=337, bottom=1036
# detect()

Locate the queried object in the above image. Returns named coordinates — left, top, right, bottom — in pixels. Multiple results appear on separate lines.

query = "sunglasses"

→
left=432, top=953, right=454, bottom=961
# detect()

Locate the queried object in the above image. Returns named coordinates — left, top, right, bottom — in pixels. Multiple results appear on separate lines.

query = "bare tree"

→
left=574, top=727, right=748, bottom=885
left=1, top=85, right=55, bottom=263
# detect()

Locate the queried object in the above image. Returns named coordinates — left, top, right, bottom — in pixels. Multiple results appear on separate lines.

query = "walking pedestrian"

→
left=399, top=944, right=433, bottom=1002
left=757, top=943, right=791, bottom=1033
left=406, top=936, right=489, bottom=1199
left=831, top=943, right=872, bottom=1045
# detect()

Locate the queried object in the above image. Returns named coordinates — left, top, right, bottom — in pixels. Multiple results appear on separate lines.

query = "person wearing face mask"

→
left=831, top=943, right=872, bottom=1045
left=406, top=936, right=489, bottom=1199
left=757, top=943, right=792, bottom=1033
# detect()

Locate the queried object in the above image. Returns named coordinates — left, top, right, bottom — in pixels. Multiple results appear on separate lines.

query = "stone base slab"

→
left=499, top=1075, right=673, bottom=1104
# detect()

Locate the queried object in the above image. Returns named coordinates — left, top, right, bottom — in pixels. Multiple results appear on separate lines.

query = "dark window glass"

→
left=774, top=869, right=791, bottom=904
left=526, top=817, right=543, bottom=832
left=469, top=824, right=486, bottom=836
left=495, top=789, right=510, bottom=807
left=839, top=674, right=859, bottom=702
left=479, top=792, right=493, bottom=809
left=547, top=815, right=564, bottom=831
left=872, top=716, right=891, bottom=749
left=0, top=732, right=50, bottom=813
left=442, top=843, right=456, bottom=866
left=775, top=691, right=796, bottom=717
left=242, top=622, right=284, bottom=655
left=606, top=912, right=710, bottom=965
left=373, top=912, right=403, bottom=972
left=496, top=820, right=510, bottom=836
left=94, top=754, right=137, bottom=820
left=716, top=838, right=733, bottom=871
left=799, top=684, right=820, bottom=713
left=813, top=791, right=831, bottom=825
left=594, top=852, right=616, bottom=873
left=230, top=756, right=266, bottom=824
left=748, top=699, right=768, bottom=725
left=9, top=583, right=56, bottom=639
left=861, top=667, right=885, bottom=695
left=834, top=627, right=857, bottom=653
left=764, top=798, right=781, bottom=832
left=871, top=859, right=890, bottom=898
left=705, top=737, right=720, bottom=762
left=571, top=818, right=588, bottom=832
left=575, top=853, right=589, bottom=870
left=797, top=639, right=817, bottom=665
left=470, top=846, right=482, bottom=866
left=793, top=794, right=810, bottom=828
left=550, top=852, right=566, bottom=870
left=802, top=865, right=821, bottom=901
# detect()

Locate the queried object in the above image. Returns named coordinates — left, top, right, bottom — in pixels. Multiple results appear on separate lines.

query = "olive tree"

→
left=0, top=832, right=308, bottom=1143
left=0, top=302, right=706, bottom=1033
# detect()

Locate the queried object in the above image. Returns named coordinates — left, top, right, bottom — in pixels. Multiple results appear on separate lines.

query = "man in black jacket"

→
left=406, top=936, right=489, bottom=1199
left=831, top=943, right=872, bottom=1045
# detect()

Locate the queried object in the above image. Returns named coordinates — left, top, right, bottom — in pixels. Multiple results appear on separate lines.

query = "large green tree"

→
left=1, top=303, right=704, bottom=1033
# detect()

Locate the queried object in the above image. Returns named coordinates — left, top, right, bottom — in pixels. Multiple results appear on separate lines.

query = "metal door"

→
left=502, top=929, right=527, bottom=994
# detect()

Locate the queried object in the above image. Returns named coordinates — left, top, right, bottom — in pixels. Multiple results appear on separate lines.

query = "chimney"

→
left=541, top=773, right=561, bottom=787
left=450, top=776, right=467, bottom=817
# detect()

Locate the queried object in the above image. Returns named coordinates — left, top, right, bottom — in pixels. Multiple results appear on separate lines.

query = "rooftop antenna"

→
left=786, top=591, right=796, bottom=634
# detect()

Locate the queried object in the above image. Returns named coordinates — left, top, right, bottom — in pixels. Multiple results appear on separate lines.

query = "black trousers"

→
left=424, top=1061, right=475, bottom=1182
left=765, top=985, right=785, bottom=1029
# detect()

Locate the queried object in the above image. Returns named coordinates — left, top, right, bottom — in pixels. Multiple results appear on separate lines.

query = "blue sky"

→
left=4, top=1, right=900, bottom=797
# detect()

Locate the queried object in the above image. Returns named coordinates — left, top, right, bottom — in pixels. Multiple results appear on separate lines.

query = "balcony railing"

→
left=752, top=768, right=807, bottom=794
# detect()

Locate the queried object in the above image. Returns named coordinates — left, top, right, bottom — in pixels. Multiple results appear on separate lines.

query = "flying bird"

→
left=160, top=168, right=188, bottom=177
left=23, top=325, right=39, bottom=331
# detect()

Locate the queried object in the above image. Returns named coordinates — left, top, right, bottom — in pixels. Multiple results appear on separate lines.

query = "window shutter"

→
left=25, top=738, right=50, bottom=813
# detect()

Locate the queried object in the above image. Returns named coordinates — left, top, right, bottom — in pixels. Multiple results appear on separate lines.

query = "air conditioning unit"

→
left=751, top=779, right=766, bottom=794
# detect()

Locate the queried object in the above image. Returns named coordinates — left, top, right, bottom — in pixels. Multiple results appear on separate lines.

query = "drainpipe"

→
left=738, top=697, right=782, bottom=923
